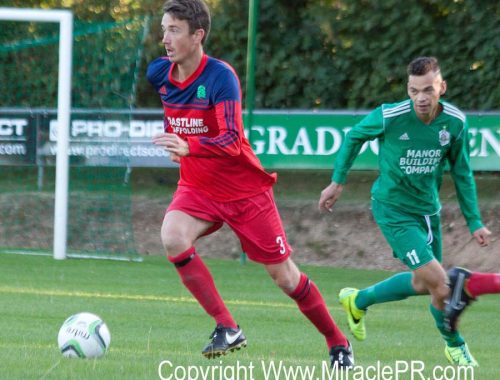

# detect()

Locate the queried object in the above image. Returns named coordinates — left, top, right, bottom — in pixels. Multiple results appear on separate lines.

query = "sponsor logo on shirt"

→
left=439, top=126, right=450, bottom=146
left=196, top=85, right=206, bottom=99
left=167, top=116, right=209, bottom=135
left=399, top=149, right=442, bottom=174
left=193, top=84, right=209, bottom=105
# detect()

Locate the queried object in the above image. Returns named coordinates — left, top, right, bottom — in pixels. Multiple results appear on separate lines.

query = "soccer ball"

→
left=57, top=312, right=111, bottom=358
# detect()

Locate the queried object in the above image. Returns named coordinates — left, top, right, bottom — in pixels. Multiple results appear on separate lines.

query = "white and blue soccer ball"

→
left=57, top=312, right=111, bottom=358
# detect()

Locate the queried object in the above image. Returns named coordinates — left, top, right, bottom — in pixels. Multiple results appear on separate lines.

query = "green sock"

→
left=355, top=272, right=418, bottom=310
left=429, top=304, right=465, bottom=347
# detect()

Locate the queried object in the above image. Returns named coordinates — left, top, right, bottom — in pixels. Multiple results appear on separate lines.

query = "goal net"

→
left=0, top=10, right=148, bottom=261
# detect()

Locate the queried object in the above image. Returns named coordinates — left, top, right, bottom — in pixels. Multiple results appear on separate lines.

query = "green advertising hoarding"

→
left=247, top=111, right=500, bottom=171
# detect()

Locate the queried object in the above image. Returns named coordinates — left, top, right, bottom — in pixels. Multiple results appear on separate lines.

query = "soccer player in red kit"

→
left=148, top=0, right=353, bottom=367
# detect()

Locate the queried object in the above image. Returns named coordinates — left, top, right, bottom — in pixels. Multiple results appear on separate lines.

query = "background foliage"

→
left=1, top=0, right=499, bottom=110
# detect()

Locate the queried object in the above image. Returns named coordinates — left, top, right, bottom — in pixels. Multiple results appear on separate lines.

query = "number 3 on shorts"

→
left=276, top=236, right=286, bottom=254
left=406, top=249, right=420, bottom=266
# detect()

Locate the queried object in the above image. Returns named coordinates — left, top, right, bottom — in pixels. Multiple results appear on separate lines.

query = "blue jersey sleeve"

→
left=210, top=66, right=241, bottom=104
left=147, top=57, right=170, bottom=90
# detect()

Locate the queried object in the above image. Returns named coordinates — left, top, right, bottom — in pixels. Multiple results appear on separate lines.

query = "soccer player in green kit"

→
left=318, top=56, right=491, bottom=366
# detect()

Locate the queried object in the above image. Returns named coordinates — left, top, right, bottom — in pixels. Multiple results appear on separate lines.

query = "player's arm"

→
left=147, top=58, right=186, bottom=162
left=447, top=120, right=491, bottom=246
left=319, top=108, right=384, bottom=212
left=331, top=107, right=384, bottom=184
left=146, top=57, right=169, bottom=91
left=187, top=70, right=242, bottom=158
left=152, top=102, right=242, bottom=158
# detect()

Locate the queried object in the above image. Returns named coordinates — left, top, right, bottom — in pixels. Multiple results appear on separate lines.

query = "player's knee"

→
left=161, top=229, right=191, bottom=256
left=429, top=282, right=449, bottom=303
left=436, top=283, right=450, bottom=300
left=272, top=275, right=296, bottom=294
left=411, top=275, right=428, bottom=293
left=266, top=263, right=300, bottom=293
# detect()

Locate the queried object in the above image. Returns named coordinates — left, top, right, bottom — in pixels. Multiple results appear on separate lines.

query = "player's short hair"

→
left=407, top=56, right=441, bottom=76
left=163, top=0, right=211, bottom=45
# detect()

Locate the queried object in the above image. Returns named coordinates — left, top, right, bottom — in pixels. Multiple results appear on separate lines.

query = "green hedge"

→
left=205, top=0, right=499, bottom=110
left=2, top=0, right=498, bottom=110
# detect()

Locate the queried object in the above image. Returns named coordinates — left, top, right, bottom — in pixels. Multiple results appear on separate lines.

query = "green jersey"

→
left=332, top=99, right=483, bottom=233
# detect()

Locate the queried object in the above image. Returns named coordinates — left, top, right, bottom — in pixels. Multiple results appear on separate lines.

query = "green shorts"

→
left=371, top=198, right=442, bottom=270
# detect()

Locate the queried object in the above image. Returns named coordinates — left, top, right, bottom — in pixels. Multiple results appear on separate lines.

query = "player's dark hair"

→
left=407, top=56, right=441, bottom=76
left=163, top=0, right=211, bottom=45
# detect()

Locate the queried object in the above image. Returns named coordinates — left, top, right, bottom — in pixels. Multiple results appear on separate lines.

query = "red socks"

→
left=467, top=272, right=500, bottom=298
left=169, top=247, right=237, bottom=328
left=289, top=273, right=348, bottom=349
left=169, top=249, right=348, bottom=350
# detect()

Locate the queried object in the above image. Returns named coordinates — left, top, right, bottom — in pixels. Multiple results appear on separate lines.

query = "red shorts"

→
left=167, top=186, right=292, bottom=264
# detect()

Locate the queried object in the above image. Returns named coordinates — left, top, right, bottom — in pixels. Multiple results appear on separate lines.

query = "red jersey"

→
left=147, top=54, right=276, bottom=201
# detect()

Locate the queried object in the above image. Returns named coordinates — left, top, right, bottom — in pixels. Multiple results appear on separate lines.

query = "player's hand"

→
left=170, top=153, right=180, bottom=163
left=152, top=133, right=189, bottom=157
left=318, top=181, right=344, bottom=213
left=472, top=227, right=492, bottom=247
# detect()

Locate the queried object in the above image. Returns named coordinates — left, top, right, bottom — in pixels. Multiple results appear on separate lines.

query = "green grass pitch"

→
left=0, top=253, right=497, bottom=379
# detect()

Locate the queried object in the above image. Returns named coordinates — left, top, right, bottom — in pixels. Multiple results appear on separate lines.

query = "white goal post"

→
left=0, top=8, right=73, bottom=260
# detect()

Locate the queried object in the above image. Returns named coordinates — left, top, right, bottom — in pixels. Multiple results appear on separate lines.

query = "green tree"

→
left=1, top=0, right=498, bottom=109
left=327, top=0, right=499, bottom=110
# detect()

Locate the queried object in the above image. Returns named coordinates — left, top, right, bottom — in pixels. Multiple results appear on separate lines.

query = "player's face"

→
left=161, top=13, right=203, bottom=64
left=407, top=71, right=446, bottom=122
